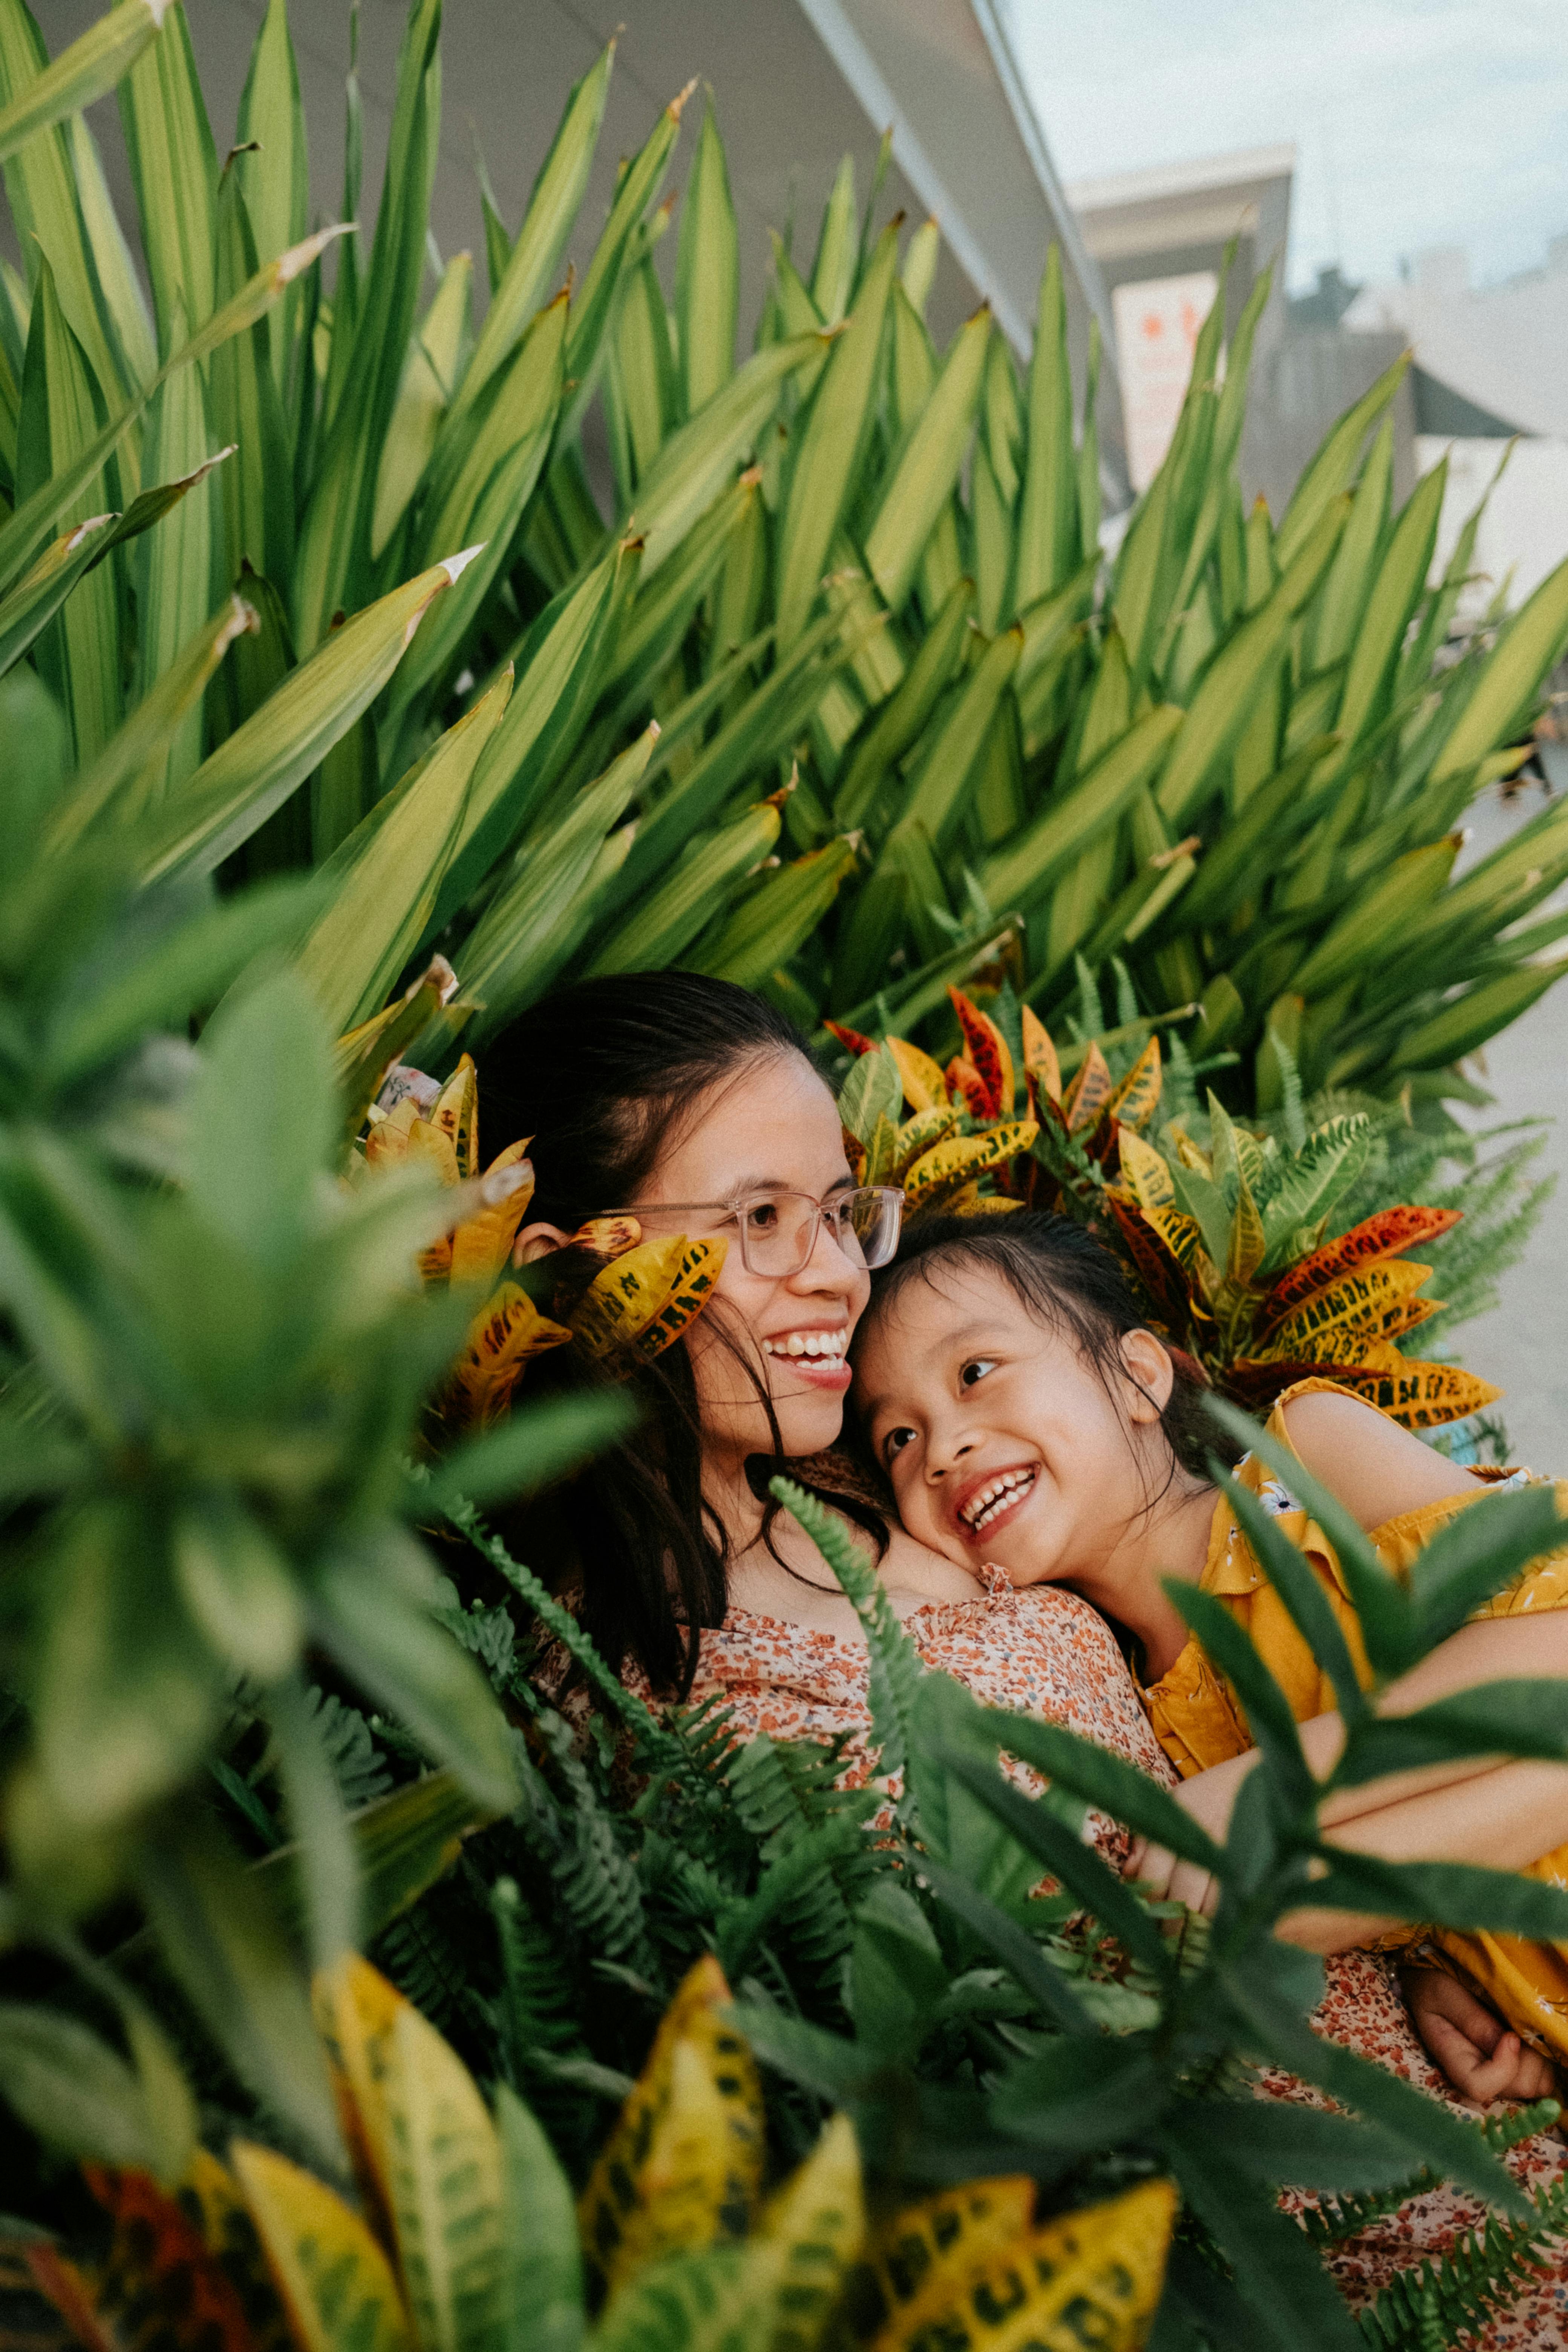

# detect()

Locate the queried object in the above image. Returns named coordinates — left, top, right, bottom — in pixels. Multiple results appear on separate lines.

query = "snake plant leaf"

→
left=209, top=165, right=293, bottom=599
left=1156, top=496, right=1349, bottom=825
left=834, top=572, right=972, bottom=830
left=233, top=0, right=309, bottom=397
left=0, top=0, right=164, bottom=167
left=676, top=88, right=737, bottom=420
left=630, top=331, right=821, bottom=578
left=1075, top=312, right=1103, bottom=563
left=1310, top=413, right=1392, bottom=678
left=299, top=669, right=513, bottom=1034
left=133, top=301, right=216, bottom=792
left=455, top=40, right=612, bottom=434
left=371, top=250, right=473, bottom=562
left=0, top=0, right=134, bottom=416
left=810, top=152, right=858, bottom=322
left=1429, top=547, right=1568, bottom=788
left=597, top=467, right=760, bottom=720
left=775, top=220, right=900, bottom=645
left=118, top=0, right=216, bottom=358
left=688, top=836, right=858, bottom=992
left=55, top=591, right=256, bottom=843
left=0, top=442, right=230, bottom=680
left=391, top=289, right=566, bottom=724
left=14, top=254, right=120, bottom=767
left=585, top=796, right=781, bottom=977
left=463, top=724, right=659, bottom=1039
left=864, top=302, right=988, bottom=613
left=292, top=0, right=441, bottom=652
left=900, top=622, right=1022, bottom=851
left=982, top=704, right=1183, bottom=917
left=1015, top=244, right=1076, bottom=607
left=0, top=224, right=348, bottom=596
left=133, top=551, right=474, bottom=882
left=1330, top=451, right=1446, bottom=766
left=558, top=78, right=690, bottom=446
left=66, top=111, right=155, bottom=392
left=1389, top=956, right=1568, bottom=1072
left=606, top=233, right=677, bottom=502
left=1274, top=345, right=1408, bottom=570
left=1291, top=836, right=1461, bottom=1001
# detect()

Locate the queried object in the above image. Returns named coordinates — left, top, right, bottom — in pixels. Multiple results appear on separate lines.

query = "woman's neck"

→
left=1065, top=1472, right=1218, bottom=1681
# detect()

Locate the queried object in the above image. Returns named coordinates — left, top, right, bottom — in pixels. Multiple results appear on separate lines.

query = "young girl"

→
left=851, top=1209, right=1568, bottom=2107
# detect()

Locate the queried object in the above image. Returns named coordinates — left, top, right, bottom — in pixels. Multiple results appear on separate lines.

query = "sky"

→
left=1001, top=0, right=1568, bottom=296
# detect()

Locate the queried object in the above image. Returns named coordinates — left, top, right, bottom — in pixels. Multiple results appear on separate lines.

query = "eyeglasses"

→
left=605, top=1185, right=904, bottom=1277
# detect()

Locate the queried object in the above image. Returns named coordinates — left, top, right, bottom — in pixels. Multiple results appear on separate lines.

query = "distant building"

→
left=1345, top=242, right=1568, bottom=612
left=1067, top=145, right=1414, bottom=519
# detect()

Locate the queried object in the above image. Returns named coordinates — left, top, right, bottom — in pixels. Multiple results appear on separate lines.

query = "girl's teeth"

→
left=962, top=1469, right=1035, bottom=1531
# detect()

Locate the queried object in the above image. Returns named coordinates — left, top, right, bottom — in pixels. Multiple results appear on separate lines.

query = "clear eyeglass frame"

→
left=603, top=1185, right=904, bottom=1277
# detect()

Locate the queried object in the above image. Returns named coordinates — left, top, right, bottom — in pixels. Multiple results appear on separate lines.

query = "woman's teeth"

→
left=762, top=1331, right=847, bottom=1361
left=961, top=1469, right=1036, bottom=1532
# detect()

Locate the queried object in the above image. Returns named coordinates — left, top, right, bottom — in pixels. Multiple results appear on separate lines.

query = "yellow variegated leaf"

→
left=1228, top=1163, right=1265, bottom=1285
left=1115, top=1126, right=1175, bottom=1213
left=311, top=1953, right=409, bottom=2217
left=566, top=1216, right=643, bottom=1262
left=1061, top=1041, right=1113, bottom=1135
left=232, top=2139, right=413, bottom=2352
left=428, top=1056, right=479, bottom=1182
left=570, top=1235, right=727, bottom=1366
left=1262, top=1259, right=1436, bottom=1360
left=449, top=1141, right=536, bottom=1289
left=1139, top=1203, right=1211, bottom=1291
left=579, top=1957, right=763, bottom=2304
left=383, top=2004, right=503, bottom=2352
left=950, top=1193, right=1025, bottom=1218
left=452, top=1284, right=572, bottom=1426
left=1020, top=1004, right=1061, bottom=1105
left=892, top=1103, right=962, bottom=1179
left=1168, top=1126, right=1211, bottom=1178
left=865, top=2177, right=1036, bottom=2350
left=903, top=1122, right=1039, bottom=1217
left=1331, top=1353, right=1505, bottom=1432
left=872, top=2179, right=1174, bottom=2352
left=747, top=2111, right=864, bottom=2349
left=1102, top=1035, right=1162, bottom=1132
left=888, top=1035, right=949, bottom=1114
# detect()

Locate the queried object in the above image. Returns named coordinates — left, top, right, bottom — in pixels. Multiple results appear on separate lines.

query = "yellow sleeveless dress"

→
left=1139, top=1378, right=1568, bottom=2064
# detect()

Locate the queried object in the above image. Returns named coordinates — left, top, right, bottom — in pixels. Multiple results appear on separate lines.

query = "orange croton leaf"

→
left=1020, top=1004, right=1061, bottom=1105
left=1061, top=1041, right=1114, bottom=1135
left=451, top=1283, right=571, bottom=1426
left=83, top=2165, right=260, bottom=2352
left=1316, top=1354, right=1504, bottom=1431
left=1260, top=1260, right=1437, bottom=1361
left=888, top=1035, right=949, bottom=1114
left=1107, top=1196, right=1188, bottom=1324
left=824, top=1018, right=877, bottom=1057
left=1262, top=1206, right=1463, bottom=1328
left=1103, top=1035, right=1162, bottom=1133
left=948, top=986, right=1015, bottom=1118
left=946, top=1055, right=993, bottom=1122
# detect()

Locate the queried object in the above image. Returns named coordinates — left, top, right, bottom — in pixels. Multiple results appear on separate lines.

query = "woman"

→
left=488, top=971, right=1567, bottom=2337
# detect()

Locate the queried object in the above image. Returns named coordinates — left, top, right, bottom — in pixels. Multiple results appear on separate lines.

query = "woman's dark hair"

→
left=855, top=1210, right=1240, bottom=1503
left=483, top=971, right=887, bottom=1697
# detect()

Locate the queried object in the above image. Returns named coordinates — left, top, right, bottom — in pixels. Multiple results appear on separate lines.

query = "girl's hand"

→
left=1400, top=1964, right=1559, bottom=2109
left=1120, top=1748, right=1261, bottom=1908
left=1121, top=1834, right=1219, bottom=1917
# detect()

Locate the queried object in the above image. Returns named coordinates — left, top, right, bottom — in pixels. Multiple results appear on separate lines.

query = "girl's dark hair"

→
left=483, top=971, right=887, bottom=1697
left=857, top=1210, right=1240, bottom=1502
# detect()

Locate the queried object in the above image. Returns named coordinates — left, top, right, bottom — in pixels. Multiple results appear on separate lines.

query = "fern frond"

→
left=769, top=1476, right=925, bottom=1788
left=303, top=1687, right=391, bottom=1808
left=514, top=1711, right=655, bottom=1978
left=1306, top=2096, right=1559, bottom=2250
left=1355, top=2158, right=1568, bottom=2349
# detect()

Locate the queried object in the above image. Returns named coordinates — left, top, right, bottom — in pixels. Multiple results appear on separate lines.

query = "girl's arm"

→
left=1282, top=1387, right=1489, bottom=1527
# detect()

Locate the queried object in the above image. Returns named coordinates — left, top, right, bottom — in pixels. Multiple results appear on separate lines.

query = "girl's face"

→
left=625, top=1049, right=871, bottom=1467
left=852, top=1259, right=1173, bottom=1585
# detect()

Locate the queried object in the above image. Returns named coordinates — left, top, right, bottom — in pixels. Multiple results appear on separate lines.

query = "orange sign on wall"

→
left=1112, top=270, right=1219, bottom=493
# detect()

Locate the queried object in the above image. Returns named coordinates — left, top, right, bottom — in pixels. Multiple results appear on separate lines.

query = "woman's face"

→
left=626, top=1049, right=872, bottom=1466
left=852, top=1260, right=1172, bottom=1585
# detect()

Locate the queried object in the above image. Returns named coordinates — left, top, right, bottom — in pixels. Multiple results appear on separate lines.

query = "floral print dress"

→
left=589, top=1564, right=1568, bottom=2345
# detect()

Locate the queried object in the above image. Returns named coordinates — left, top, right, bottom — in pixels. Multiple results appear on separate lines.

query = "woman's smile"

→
left=762, top=1324, right=851, bottom=1389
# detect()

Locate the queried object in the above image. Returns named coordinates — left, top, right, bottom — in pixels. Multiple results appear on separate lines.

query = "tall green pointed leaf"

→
left=133, top=553, right=468, bottom=881
left=586, top=796, right=779, bottom=977
left=118, top=0, right=216, bottom=357
left=1311, top=413, right=1392, bottom=676
left=1274, top=347, right=1408, bottom=570
left=834, top=572, right=972, bottom=829
left=557, top=79, right=689, bottom=444
left=775, top=221, right=899, bottom=645
left=134, top=299, right=215, bottom=793
left=391, top=289, right=566, bottom=726
left=1330, top=453, right=1446, bottom=764
left=293, top=0, right=441, bottom=652
left=900, top=622, right=1022, bottom=850
left=810, top=153, right=857, bottom=322
left=675, top=89, right=737, bottom=420
left=14, top=254, right=118, bottom=767
left=0, top=224, right=347, bottom=596
left=453, top=39, right=612, bottom=432
left=1014, top=245, right=1076, bottom=607
left=0, top=0, right=163, bottom=165
left=66, top=111, right=154, bottom=390
left=0, top=0, right=132, bottom=415
left=983, top=703, right=1182, bottom=914
left=234, top=0, right=309, bottom=398
left=298, top=668, right=513, bottom=1031
left=1429, top=547, right=1568, bottom=787
left=370, top=251, right=472, bottom=562
left=630, top=331, right=819, bottom=577
left=208, top=166, right=292, bottom=598
left=864, top=303, right=988, bottom=612
left=690, top=836, right=857, bottom=992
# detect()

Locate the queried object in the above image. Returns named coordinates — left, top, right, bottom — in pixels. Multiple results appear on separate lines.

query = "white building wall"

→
left=1419, top=436, right=1568, bottom=616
